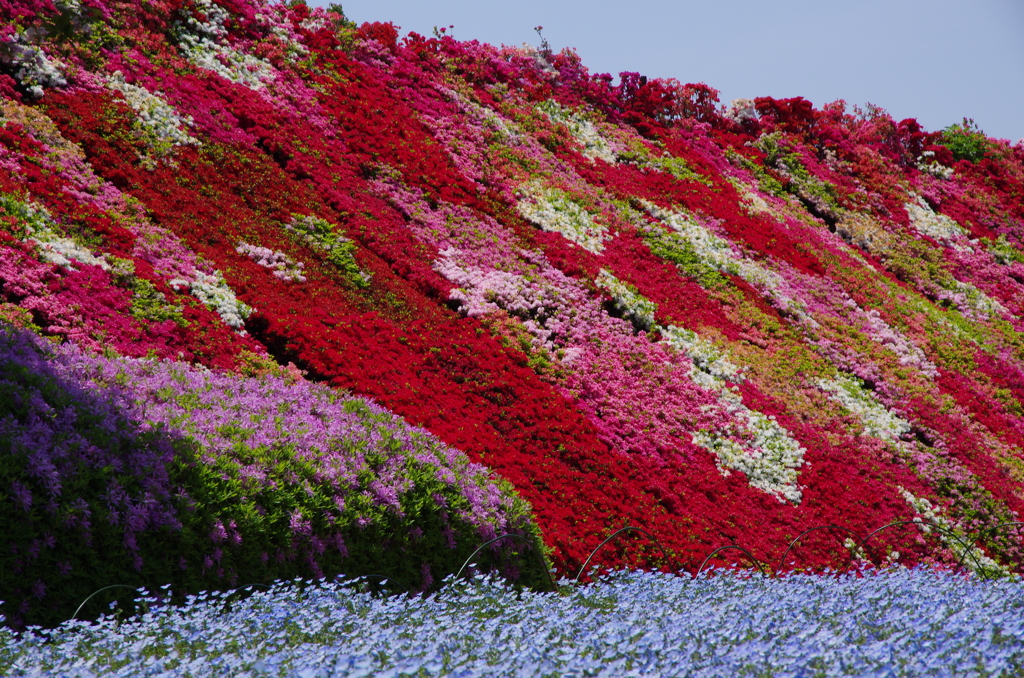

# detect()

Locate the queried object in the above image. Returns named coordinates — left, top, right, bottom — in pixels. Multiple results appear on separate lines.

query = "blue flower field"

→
left=3, top=568, right=1023, bottom=677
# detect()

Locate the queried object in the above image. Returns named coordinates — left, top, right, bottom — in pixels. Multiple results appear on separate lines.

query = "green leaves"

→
left=939, top=118, right=991, bottom=163
left=285, top=214, right=372, bottom=288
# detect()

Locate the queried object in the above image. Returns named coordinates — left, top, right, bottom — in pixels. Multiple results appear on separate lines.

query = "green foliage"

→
left=0, top=339, right=183, bottom=630
left=638, top=225, right=730, bottom=290
left=939, top=118, right=991, bottom=163
left=286, top=214, right=372, bottom=288
left=752, top=134, right=840, bottom=213
left=984, top=234, right=1024, bottom=265
left=726, top=147, right=787, bottom=197
left=650, top=155, right=711, bottom=185
left=616, top=138, right=712, bottom=185
left=326, top=4, right=358, bottom=33
left=128, top=278, right=184, bottom=324
left=109, top=257, right=185, bottom=325
left=0, top=193, right=50, bottom=239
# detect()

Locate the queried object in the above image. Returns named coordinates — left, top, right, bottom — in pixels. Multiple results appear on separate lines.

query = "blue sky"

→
left=317, top=0, right=1024, bottom=143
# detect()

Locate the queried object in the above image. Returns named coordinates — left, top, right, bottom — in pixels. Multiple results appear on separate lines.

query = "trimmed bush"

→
left=0, top=324, right=546, bottom=629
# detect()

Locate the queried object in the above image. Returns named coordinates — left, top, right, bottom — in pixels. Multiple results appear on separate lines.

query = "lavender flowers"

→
left=0, top=324, right=542, bottom=629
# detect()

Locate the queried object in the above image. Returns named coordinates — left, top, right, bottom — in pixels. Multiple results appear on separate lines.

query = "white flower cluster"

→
left=816, top=375, right=912, bottom=442
left=643, top=201, right=722, bottom=251
left=105, top=73, right=200, bottom=150
left=536, top=100, right=618, bottom=164
left=30, top=231, right=110, bottom=271
left=6, top=199, right=109, bottom=271
left=692, top=410, right=806, bottom=505
left=170, top=271, right=252, bottom=330
left=641, top=201, right=740, bottom=276
left=299, top=14, right=331, bottom=32
left=0, top=34, right=67, bottom=98
left=661, top=325, right=746, bottom=390
left=641, top=201, right=814, bottom=324
left=253, top=8, right=309, bottom=59
left=916, top=151, right=955, bottom=180
left=735, top=182, right=776, bottom=217
left=236, top=242, right=307, bottom=283
left=172, top=0, right=276, bottom=90
left=516, top=181, right=610, bottom=254
left=661, top=325, right=806, bottom=504
left=898, top=487, right=1007, bottom=577
left=937, top=278, right=1010, bottom=321
left=905, top=195, right=967, bottom=243
left=725, top=98, right=758, bottom=125
left=434, top=248, right=591, bottom=359
left=902, top=197, right=1010, bottom=322
left=595, top=269, right=655, bottom=330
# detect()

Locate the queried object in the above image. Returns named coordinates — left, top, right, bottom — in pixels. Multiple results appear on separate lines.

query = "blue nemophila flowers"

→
left=4, top=568, right=1023, bottom=677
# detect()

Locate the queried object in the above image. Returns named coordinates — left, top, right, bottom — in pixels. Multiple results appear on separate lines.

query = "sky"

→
left=318, top=0, right=1024, bottom=143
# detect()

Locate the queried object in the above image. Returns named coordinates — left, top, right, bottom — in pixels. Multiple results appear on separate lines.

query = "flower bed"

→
left=4, top=569, right=1024, bottom=677
left=1, top=0, right=1023, bottom=632
left=0, top=325, right=542, bottom=629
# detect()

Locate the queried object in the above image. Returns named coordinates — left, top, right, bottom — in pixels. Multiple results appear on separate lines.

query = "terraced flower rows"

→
left=2, top=0, right=1024, bottom=628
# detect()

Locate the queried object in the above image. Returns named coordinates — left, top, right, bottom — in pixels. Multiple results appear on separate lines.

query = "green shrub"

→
left=0, top=325, right=547, bottom=629
left=939, top=118, right=991, bottom=163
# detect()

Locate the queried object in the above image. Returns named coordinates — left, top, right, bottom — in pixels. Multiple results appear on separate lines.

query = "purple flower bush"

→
left=0, top=324, right=543, bottom=629
left=4, top=568, right=1023, bottom=676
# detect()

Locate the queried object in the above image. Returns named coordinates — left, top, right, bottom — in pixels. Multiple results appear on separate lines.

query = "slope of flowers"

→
left=2, top=0, right=1024, bottom=617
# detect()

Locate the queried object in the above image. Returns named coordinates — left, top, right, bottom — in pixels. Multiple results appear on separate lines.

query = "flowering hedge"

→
left=0, top=325, right=542, bottom=629
left=2, top=0, right=1024, bottom=628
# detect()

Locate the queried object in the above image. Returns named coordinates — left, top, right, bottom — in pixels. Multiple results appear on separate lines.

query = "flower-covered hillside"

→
left=2, top=0, right=1024, bottom=608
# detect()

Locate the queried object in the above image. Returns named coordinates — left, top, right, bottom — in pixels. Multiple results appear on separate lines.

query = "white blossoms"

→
left=660, top=326, right=807, bottom=504
left=725, top=98, right=758, bottom=125
left=905, top=195, right=967, bottom=244
left=816, top=375, right=912, bottom=442
left=641, top=201, right=814, bottom=324
left=1, top=195, right=254, bottom=333
left=4, top=198, right=110, bottom=271
left=516, top=181, right=610, bottom=254
left=661, top=325, right=746, bottom=390
left=862, top=309, right=939, bottom=378
left=105, top=72, right=200, bottom=151
left=536, top=100, right=618, bottom=164
left=595, top=269, right=656, bottom=330
left=916, top=151, right=955, bottom=180
left=694, top=408, right=807, bottom=505
left=31, top=231, right=110, bottom=271
left=172, top=0, right=276, bottom=90
left=641, top=201, right=740, bottom=276
left=0, top=35, right=67, bottom=98
left=898, top=487, right=1006, bottom=577
left=170, top=272, right=252, bottom=330
left=236, top=242, right=307, bottom=283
